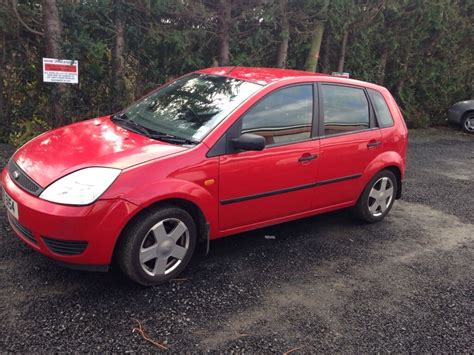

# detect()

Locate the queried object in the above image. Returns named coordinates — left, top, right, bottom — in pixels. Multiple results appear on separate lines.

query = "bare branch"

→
left=283, top=346, right=304, bottom=355
left=132, top=319, right=168, bottom=350
left=10, top=0, right=43, bottom=36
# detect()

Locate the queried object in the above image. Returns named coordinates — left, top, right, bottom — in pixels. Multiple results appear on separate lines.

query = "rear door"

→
left=314, top=83, right=383, bottom=209
left=218, top=84, right=320, bottom=231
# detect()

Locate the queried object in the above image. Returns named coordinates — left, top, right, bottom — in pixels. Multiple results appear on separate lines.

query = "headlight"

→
left=40, top=167, right=121, bottom=205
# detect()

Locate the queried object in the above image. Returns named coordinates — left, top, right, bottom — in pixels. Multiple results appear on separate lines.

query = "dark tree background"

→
left=0, top=0, right=472, bottom=145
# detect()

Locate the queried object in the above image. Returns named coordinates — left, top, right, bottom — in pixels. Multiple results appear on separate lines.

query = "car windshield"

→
left=118, top=74, right=262, bottom=142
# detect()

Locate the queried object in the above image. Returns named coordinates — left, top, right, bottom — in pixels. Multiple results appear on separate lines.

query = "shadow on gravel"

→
left=23, top=207, right=358, bottom=291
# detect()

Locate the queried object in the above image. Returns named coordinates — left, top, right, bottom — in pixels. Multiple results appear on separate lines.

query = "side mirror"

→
left=231, top=133, right=265, bottom=151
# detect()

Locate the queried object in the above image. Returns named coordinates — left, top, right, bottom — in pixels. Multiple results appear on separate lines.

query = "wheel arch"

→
left=112, top=197, right=209, bottom=264
left=462, top=109, right=474, bottom=118
left=383, top=165, right=402, bottom=199
left=358, top=165, right=403, bottom=204
left=363, top=152, right=404, bottom=201
left=461, top=109, right=474, bottom=123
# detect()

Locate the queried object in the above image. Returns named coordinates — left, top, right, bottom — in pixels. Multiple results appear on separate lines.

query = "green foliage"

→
left=0, top=0, right=472, bottom=144
left=9, top=116, right=50, bottom=147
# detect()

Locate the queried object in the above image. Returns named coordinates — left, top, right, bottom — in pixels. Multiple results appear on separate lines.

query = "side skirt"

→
left=213, top=200, right=356, bottom=240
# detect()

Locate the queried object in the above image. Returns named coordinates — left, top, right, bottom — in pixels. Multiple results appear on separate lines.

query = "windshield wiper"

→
left=111, top=114, right=197, bottom=145
left=148, top=133, right=198, bottom=145
left=111, top=114, right=153, bottom=137
left=111, top=113, right=131, bottom=122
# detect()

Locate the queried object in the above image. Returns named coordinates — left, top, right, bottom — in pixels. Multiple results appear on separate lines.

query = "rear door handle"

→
left=298, top=153, right=318, bottom=162
left=367, top=140, right=382, bottom=149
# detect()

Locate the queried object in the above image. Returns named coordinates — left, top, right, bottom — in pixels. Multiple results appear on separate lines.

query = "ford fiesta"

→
left=1, top=67, right=408, bottom=285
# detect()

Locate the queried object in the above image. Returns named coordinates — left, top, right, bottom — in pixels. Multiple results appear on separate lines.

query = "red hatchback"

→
left=2, top=67, right=408, bottom=285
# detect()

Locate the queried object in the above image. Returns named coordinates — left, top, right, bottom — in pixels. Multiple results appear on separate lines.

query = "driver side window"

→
left=241, top=85, right=313, bottom=146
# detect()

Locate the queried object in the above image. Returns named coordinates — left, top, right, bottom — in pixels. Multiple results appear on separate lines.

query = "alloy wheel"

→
left=139, top=218, right=190, bottom=276
left=368, top=177, right=394, bottom=217
left=464, top=115, right=474, bottom=132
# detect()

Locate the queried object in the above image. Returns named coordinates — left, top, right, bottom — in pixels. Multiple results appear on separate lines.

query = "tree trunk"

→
left=304, top=21, right=325, bottom=72
left=396, top=36, right=412, bottom=96
left=112, top=0, right=126, bottom=110
left=377, top=46, right=388, bottom=85
left=337, top=30, right=349, bottom=73
left=0, top=32, right=5, bottom=132
left=218, top=0, right=231, bottom=66
left=321, top=28, right=331, bottom=73
left=275, top=0, right=289, bottom=68
left=43, top=0, right=68, bottom=127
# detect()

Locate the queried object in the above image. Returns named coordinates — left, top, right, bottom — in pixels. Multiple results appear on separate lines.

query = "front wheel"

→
left=354, top=170, right=397, bottom=223
left=461, top=113, right=474, bottom=133
left=116, top=205, right=197, bottom=286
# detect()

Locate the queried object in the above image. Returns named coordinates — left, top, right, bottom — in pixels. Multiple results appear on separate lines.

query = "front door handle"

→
left=298, top=153, right=318, bottom=162
left=367, top=140, right=382, bottom=149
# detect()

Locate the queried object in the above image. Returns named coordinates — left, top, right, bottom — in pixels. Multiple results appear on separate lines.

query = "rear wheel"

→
left=461, top=113, right=474, bottom=133
left=116, top=205, right=197, bottom=286
left=354, top=170, right=397, bottom=223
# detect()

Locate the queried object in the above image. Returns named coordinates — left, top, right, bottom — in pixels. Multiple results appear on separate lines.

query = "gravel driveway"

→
left=0, top=128, right=473, bottom=352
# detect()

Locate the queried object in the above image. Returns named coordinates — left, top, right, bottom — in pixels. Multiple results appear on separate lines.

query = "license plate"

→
left=2, top=187, right=18, bottom=219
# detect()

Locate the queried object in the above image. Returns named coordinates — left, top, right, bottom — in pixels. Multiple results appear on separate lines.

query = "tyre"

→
left=354, top=170, right=397, bottom=223
left=461, top=112, right=474, bottom=133
left=116, top=205, right=197, bottom=286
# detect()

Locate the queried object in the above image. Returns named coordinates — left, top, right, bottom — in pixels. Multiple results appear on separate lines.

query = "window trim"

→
left=207, top=83, right=319, bottom=157
left=317, top=82, right=377, bottom=139
left=367, top=89, right=395, bottom=129
left=239, top=83, right=316, bottom=147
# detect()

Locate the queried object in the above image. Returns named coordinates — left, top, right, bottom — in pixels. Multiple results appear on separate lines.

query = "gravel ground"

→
left=0, top=128, right=473, bottom=353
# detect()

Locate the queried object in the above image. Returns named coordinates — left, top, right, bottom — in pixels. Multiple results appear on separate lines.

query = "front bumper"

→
left=2, top=168, right=139, bottom=268
left=447, top=108, right=461, bottom=125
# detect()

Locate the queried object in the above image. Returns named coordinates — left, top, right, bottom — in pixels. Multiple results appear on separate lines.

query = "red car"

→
left=1, top=67, right=408, bottom=285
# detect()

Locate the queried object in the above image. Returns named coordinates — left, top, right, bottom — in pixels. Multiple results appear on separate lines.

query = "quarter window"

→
left=368, top=89, right=394, bottom=128
left=321, top=85, right=369, bottom=136
left=241, top=85, right=313, bottom=145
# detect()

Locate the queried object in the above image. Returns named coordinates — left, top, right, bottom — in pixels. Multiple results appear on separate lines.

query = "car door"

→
left=314, top=83, right=383, bottom=209
left=218, top=84, right=320, bottom=231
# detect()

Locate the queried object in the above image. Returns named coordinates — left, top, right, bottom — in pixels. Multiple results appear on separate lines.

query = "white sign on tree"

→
left=43, top=58, right=79, bottom=84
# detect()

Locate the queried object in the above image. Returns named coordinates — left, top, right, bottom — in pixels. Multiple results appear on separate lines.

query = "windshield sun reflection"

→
left=120, top=74, right=262, bottom=142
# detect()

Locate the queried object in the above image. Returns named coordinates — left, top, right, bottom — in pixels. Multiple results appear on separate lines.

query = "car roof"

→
left=195, top=67, right=385, bottom=92
left=196, top=66, right=331, bottom=85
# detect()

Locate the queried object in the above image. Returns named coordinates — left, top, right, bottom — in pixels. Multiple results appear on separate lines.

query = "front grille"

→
left=43, top=237, right=88, bottom=256
left=8, top=213, right=37, bottom=244
left=8, top=159, right=43, bottom=196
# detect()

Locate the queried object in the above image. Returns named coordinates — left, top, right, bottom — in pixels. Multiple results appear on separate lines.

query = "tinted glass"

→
left=241, top=85, right=313, bottom=145
left=322, top=85, right=369, bottom=135
left=122, top=74, right=261, bottom=141
left=368, top=89, right=394, bottom=128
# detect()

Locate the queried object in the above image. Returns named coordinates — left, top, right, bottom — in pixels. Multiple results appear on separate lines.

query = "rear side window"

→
left=241, top=85, right=313, bottom=145
left=368, top=89, right=394, bottom=128
left=321, top=85, right=369, bottom=136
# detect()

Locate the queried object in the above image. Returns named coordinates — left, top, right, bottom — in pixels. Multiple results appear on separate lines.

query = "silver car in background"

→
left=447, top=100, right=474, bottom=133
